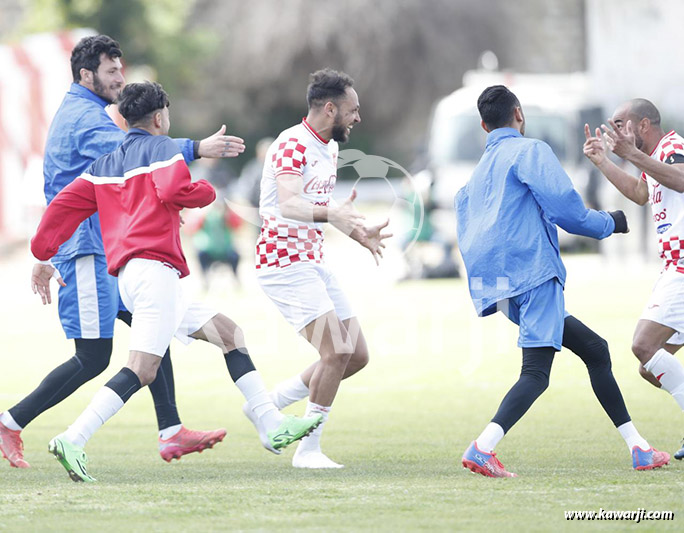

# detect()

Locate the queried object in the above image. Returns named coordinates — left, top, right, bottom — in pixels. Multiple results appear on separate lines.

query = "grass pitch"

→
left=1, top=247, right=683, bottom=532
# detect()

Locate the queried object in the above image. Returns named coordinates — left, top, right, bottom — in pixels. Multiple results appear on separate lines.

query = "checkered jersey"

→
left=256, top=119, right=338, bottom=270
left=642, top=130, right=684, bottom=272
left=255, top=216, right=324, bottom=269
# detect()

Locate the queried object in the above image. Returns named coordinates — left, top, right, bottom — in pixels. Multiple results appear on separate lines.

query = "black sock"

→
left=224, top=348, right=256, bottom=382
left=491, top=347, right=555, bottom=433
left=117, top=310, right=182, bottom=431
left=105, top=367, right=142, bottom=403
left=562, top=315, right=631, bottom=427
left=8, top=338, right=112, bottom=428
left=148, top=349, right=181, bottom=430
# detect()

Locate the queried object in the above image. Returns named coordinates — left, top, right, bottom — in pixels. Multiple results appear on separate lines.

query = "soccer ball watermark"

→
left=337, top=149, right=424, bottom=254
left=225, top=148, right=425, bottom=255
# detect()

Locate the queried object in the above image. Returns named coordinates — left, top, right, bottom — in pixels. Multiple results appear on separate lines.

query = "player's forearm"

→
left=596, top=158, right=648, bottom=205
left=624, top=151, right=684, bottom=193
left=280, top=197, right=331, bottom=223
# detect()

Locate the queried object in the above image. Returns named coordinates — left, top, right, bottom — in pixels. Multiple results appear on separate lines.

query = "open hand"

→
left=601, top=119, right=639, bottom=160
left=351, top=218, right=393, bottom=265
left=583, top=124, right=607, bottom=166
left=198, top=125, right=246, bottom=158
left=31, top=262, right=66, bottom=305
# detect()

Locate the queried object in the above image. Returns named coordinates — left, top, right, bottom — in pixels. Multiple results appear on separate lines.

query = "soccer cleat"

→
left=462, top=441, right=517, bottom=478
left=631, top=445, right=670, bottom=470
left=0, top=418, right=30, bottom=468
left=674, top=439, right=684, bottom=461
left=242, top=402, right=281, bottom=455
left=48, top=436, right=95, bottom=482
left=159, top=426, right=227, bottom=462
left=292, top=448, right=344, bottom=469
left=267, top=414, right=323, bottom=451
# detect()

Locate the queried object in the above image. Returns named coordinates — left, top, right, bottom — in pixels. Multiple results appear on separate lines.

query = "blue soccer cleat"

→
left=673, top=439, right=684, bottom=461
left=462, top=441, right=517, bottom=478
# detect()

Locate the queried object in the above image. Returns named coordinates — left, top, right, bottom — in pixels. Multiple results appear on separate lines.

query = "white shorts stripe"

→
left=75, top=255, right=100, bottom=338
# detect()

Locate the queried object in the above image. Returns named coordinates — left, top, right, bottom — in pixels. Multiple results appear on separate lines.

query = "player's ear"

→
left=153, top=110, right=162, bottom=128
left=80, top=68, right=92, bottom=84
left=324, top=100, right=337, bottom=118
left=481, top=119, right=491, bottom=133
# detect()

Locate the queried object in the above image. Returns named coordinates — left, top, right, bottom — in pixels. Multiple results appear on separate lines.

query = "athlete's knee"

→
left=348, top=346, right=369, bottom=373
left=132, top=361, right=161, bottom=387
left=584, top=336, right=612, bottom=371
left=631, top=336, right=657, bottom=363
left=74, top=338, right=113, bottom=378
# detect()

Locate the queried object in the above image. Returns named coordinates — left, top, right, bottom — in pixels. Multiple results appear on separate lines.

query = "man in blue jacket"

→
left=0, top=35, right=244, bottom=468
left=456, top=85, right=669, bottom=477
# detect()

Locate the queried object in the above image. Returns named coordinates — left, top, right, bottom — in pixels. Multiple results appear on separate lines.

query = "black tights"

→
left=491, top=315, right=630, bottom=433
left=9, top=311, right=181, bottom=431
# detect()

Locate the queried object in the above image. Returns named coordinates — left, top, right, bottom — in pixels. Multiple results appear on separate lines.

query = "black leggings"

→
left=9, top=312, right=182, bottom=431
left=491, top=315, right=630, bottom=433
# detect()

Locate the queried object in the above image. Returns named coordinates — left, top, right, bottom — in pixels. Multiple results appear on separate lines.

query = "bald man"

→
left=584, top=98, right=684, bottom=460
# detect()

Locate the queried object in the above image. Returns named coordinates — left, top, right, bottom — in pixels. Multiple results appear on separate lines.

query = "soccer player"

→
left=29, top=81, right=322, bottom=482
left=584, top=98, right=684, bottom=460
left=0, top=34, right=243, bottom=469
left=456, top=85, right=669, bottom=477
left=252, top=68, right=391, bottom=468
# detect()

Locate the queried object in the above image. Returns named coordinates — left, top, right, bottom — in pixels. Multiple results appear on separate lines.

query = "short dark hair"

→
left=71, top=35, right=122, bottom=82
left=477, top=85, right=521, bottom=129
left=306, top=68, right=354, bottom=109
left=117, top=81, right=170, bottom=126
left=629, top=98, right=661, bottom=127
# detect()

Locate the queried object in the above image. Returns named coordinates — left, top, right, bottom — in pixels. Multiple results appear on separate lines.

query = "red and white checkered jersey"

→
left=256, top=118, right=339, bottom=269
left=641, top=130, right=684, bottom=272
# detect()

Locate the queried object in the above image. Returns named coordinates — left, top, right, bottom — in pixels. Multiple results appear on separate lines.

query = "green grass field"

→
left=1, top=247, right=683, bottom=532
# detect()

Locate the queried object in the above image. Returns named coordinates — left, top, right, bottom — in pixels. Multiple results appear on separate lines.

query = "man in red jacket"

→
left=31, top=81, right=321, bottom=482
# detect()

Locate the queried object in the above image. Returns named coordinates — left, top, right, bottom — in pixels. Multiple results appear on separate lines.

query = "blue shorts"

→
left=53, top=254, right=120, bottom=339
left=498, top=277, right=565, bottom=351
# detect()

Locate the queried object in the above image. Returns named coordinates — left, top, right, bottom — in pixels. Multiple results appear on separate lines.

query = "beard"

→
left=93, top=73, right=121, bottom=104
left=331, top=117, right=350, bottom=143
left=634, top=132, right=644, bottom=151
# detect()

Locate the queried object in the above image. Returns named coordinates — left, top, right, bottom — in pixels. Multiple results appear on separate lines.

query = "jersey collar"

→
left=302, top=118, right=329, bottom=145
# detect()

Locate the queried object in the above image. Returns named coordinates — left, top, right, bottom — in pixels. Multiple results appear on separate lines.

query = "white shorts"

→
left=118, top=258, right=218, bottom=356
left=257, top=262, right=354, bottom=332
left=640, top=267, right=684, bottom=345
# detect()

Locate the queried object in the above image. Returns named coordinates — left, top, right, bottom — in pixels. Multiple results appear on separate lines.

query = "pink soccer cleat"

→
left=462, top=441, right=517, bottom=478
left=0, top=417, right=30, bottom=468
left=159, top=426, right=226, bottom=462
left=631, top=446, right=670, bottom=470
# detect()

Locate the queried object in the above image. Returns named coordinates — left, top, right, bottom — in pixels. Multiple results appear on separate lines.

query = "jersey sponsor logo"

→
left=303, top=174, right=336, bottom=195
left=652, top=190, right=662, bottom=204
left=653, top=208, right=668, bottom=222
left=657, top=223, right=672, bottom=234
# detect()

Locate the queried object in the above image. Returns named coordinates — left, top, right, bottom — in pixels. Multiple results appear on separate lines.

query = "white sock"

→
left=475, top=423, right=505, bottom=453
left=643, top=349, right=684, bottom=410
left=617, top=421, right=650, bottom=451
left=62, top=387, right=125, bottom=447
left=0, top=411, right=22, bottom=431
left=295, top=401, right=330, bottom=454
left=159, top=424, right=182, bottom=440
left=236, top=371, right=283, bottom=432
left=269, top=374, right=309, bottom=410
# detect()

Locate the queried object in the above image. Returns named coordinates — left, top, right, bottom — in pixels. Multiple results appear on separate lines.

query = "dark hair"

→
left=71, top=35, right=122, bottom=82
left=477, top=85, right=521, bottom=129
left=117, top=81, right=170, bottom=126
left=306, top=68, right=354, bottom=109
left=630, top=98, right=661, bottom=127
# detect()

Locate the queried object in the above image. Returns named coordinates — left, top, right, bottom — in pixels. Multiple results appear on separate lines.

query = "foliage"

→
left=22, top=0, right=218, bottom=95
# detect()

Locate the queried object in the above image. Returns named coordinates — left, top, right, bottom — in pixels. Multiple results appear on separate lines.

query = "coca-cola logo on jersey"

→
left=304, top=174, right=336, bottom=195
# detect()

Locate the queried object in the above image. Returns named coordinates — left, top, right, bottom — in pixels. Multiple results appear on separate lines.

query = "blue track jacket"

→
left=455, top=127, right=615, bottom=316
left=43, top=83, right=195, bottom=262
